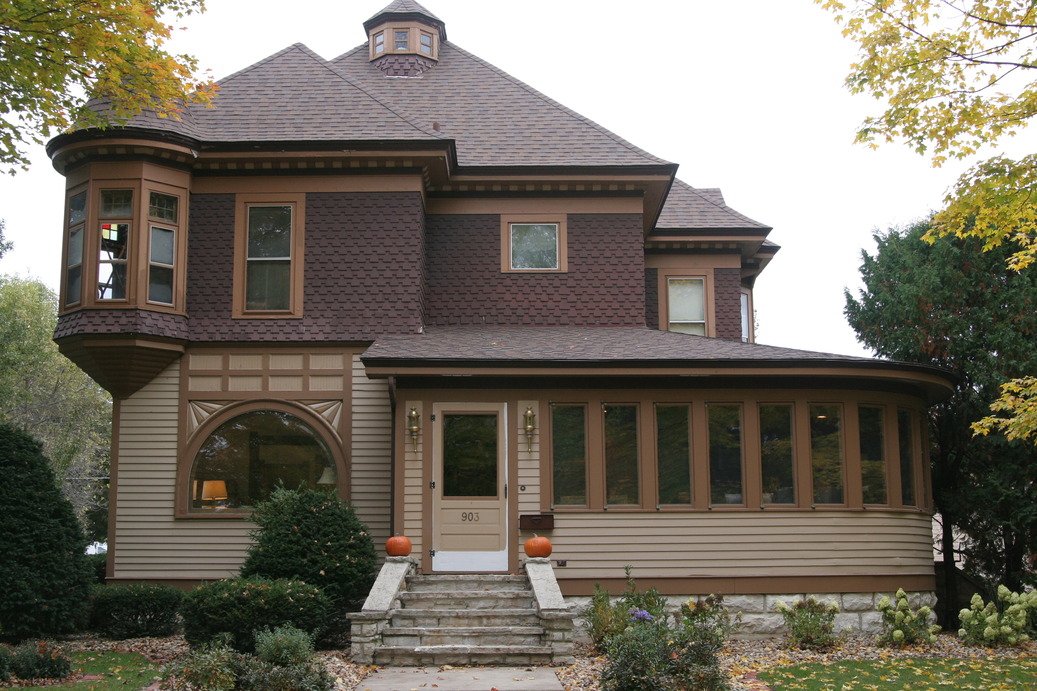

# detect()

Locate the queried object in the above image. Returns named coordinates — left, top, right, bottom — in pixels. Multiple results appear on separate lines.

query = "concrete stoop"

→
left=350, top=558, right=575, bottom=666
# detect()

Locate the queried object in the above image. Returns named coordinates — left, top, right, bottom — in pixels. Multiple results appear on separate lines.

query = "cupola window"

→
left=394, top=29, right=409, bottom=50
left=373, top=31, right=385, bottom=54
left=420, top=31, right=433, bottom=55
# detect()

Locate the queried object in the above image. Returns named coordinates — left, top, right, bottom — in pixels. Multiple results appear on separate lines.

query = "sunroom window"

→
left=188, top=409, right=337, bottom=513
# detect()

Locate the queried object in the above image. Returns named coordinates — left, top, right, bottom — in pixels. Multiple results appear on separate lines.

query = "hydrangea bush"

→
left=877, top=588, right=939, bottom=646
left=775, top=598, right=840, bottom=649
left=958, top=585, right=1037, bottom=647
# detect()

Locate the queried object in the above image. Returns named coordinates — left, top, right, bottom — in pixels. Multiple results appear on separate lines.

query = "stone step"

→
left=398, top=589, right=535, bottom=609
left=381, top=625, right=545, bottom=647
left=372, top=645, right=556, bottom=667
left=406, top=574, right=529, bottom=592
left=390, top=607, right=541, bottom=628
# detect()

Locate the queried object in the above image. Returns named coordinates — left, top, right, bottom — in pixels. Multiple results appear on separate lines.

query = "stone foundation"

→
left=567, top=590, right=937, bottom=642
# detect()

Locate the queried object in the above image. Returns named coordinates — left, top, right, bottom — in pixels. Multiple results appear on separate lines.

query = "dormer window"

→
left=373, top=31, right=385, bottom=54
left=420, top=31, right=433, bottom=55
left=394, top=29, right=409, bottom=50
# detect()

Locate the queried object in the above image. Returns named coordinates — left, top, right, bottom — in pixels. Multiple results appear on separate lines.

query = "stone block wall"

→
left=566, top=590, right=937, bottom=642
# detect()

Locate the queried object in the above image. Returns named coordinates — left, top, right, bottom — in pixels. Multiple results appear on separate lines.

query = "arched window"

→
left=187, top=408, right=339, bottom=514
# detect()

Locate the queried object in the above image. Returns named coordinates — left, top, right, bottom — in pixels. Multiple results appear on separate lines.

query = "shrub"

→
left=91, top=583, right=185, bottom=639
left=0, top=645, right=10, bottom=681
left=233, top=656, right=333, bottom=691
left=775, top=597, right=840, bottom=649
left=877, top=588, right=939, bottom=647
left=0, top=424, right=92, bottom=640
left=181, top=577, right=331, bottom=653
left=85, top=552, right=108, bottom=584
left=239, top=487, right=377, bottom=610
left=679, top=594, right=735, bottom=649
left=958, top=585, right=1037, bottom=647
left=9, top=640, right=72, bottom=680
left=254, top=625, right=314, bottom=666
left=600, top=602, right=730, bottom=691
left=584, top=566, right=668, bottom=651
left=161, top=640, right=238, bottom=691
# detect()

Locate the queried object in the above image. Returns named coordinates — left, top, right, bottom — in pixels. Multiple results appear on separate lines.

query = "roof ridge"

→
left=215, top=42, right=309, bottom=85
left=670, top=178, right=770, bottom=229
left=444, top=42, right=672, bottom=167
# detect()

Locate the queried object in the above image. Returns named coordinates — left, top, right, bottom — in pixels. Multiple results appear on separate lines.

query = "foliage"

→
left=845, top=221, right=1037, bottom=593
left=0, top=645, right=9, bottom=682
left=0, top=0, right=216, bottom=171
left=45, top=651, right=158, bottom=691
left=0, top=220, right=11, bottom=258
left=86, top=552, right=108, bottom=584
left=9, top=640, right=72, bottom=680
left=180, top=577, right=331, bottom=653
left=958, top=584, right=1037, bottom=647
left=253, top=625, right=314, bottom=667
left=975, top=375, right=1037, bottom=442
left=775, top=598, right=840, bottom=649
left=759, top=655, right=1037, bottom=689
left=90, top=583, right=184, bottom=639
left=239, top=486, right=376, bottom=610
left=161, top=640, right=237, bottom=691
left=583, top=566, right=668, bottom=651
left=877, top=588, right=939, bottom=646
left=0, top=276, right=111, bottom=539
left=231, top=656, right=333, bottom=691
left=599, top=598, right=730, bottom=691
left=0, top=424, right=92, bottom=641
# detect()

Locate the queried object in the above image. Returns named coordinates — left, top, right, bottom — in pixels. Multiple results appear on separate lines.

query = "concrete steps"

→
left=373, top=573, right=553, bottom=666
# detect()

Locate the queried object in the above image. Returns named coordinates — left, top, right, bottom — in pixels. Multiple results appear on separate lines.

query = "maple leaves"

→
left=0, top=0, right=216, bottom=171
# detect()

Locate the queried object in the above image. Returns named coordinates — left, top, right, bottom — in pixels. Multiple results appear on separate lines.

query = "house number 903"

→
left=460, top=512, right=480, bottom=522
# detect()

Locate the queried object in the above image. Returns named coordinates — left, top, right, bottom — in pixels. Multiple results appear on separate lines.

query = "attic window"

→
left=373, top=31, right=385, bottom=54
left=394, top=29, right=409, bottom=50
left=420, top=32, right=433, bottom=55
left=501, top=215, right=568, bottom=273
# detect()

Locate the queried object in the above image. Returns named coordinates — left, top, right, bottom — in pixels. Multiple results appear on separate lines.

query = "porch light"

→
left=407, top=407, right=421, bottom=451
left=524, top=406, right=537, bottom=452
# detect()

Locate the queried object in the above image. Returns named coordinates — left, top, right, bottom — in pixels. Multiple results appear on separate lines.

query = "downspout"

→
left=387, top=376, right=397, bottom=538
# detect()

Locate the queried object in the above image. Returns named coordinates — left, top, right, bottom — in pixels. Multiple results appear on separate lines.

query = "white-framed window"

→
left=667, top=277, right=706, bottom=335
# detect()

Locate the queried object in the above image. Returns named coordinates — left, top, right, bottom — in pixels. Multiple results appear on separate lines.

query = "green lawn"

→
left=759, top=656, right=1037, bottom=690
left=12, top=650, right=160, bottom=690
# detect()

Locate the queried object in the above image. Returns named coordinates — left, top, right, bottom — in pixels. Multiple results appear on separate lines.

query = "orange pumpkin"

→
left=385, top=535, right=412, bottom=557
left=524, top=534, right=552, bottom=558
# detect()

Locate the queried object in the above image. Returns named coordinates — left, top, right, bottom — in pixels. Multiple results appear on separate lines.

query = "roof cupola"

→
left=364, top=0, right=446, bottom=76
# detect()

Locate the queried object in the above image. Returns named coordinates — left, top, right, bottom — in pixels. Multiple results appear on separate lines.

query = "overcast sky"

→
left=2, top=0, right=1030, bottom=357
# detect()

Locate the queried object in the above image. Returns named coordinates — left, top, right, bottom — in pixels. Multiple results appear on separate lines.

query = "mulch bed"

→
left=15, top=632, right=1037, bottom=690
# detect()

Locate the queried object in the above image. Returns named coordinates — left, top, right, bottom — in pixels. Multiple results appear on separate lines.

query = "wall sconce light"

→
left=407, top=407, right=421, bottom=451
left=523, top=406, right=537, bottom=452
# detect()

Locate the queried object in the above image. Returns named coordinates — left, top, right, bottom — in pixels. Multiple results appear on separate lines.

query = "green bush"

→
left=584, top=566, right=668, bottom=651
left=958, top=585, right=1037, bottom=647
left=239, top=487, right=377, bottom=610
left=0, top=424, right=92, bottom=640
left=181, top=577, right=331, bottom=653
left=775, top=597, right=840, bottom=649
left=85, top=552, right=108, bottom=585
left=877, top=588, right=939, bottom=647
left=161, top=640, right=238, bottom=691
left=233, top=656, right=333, bottom=691
left=9, top=640, right=72, bottom=680
left=254, top=625, right=314, bottom=666
left=0, top=645, right=10, bottom=682
left=91, top=583, right=185, bottom=639
left=599, top=601, right=730, bottom=691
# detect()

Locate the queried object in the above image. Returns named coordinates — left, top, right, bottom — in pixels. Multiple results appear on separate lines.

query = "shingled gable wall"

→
left=424, top=213, right=645, bottom=326
left=186, top=191, right=427, bottom=341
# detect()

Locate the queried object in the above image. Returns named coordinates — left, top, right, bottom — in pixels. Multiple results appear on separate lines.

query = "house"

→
left=47, top=0, right=954, bottom=632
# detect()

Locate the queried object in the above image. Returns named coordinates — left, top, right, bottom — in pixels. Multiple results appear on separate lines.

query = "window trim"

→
left=659, top=271, right=713, bottom=336
left=175, top=399, right=347, bottom=519
left=63, top=187, right=88, bottom=308
left=500, top=214, right=568, bottom=273
left=233, top=193, right=306, bottom=319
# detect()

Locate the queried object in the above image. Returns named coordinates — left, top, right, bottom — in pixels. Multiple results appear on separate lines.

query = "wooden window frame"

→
left=808, top=402, right=848, bottom=507
left=145, top=190, right=181, bottom=307
left=63, top=187, right=89, bottom=308
left=740, top=288, right=754, bottom=343
left=500, top=214, right=568, bottom=273
left=660, top=272, right=713, bottom=336
left=233, top=193, right=305, bottom=319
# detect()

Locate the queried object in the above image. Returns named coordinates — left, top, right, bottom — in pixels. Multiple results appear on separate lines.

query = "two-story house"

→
left=48, top=0, right=953, bottom=628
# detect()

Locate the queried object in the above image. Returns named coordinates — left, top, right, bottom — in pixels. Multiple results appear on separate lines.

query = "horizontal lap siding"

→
left=114, top=361, right=252, bottom=579
left=544, top=511, right=933, bottom=580
left=351, top=354, right=392, bottom=547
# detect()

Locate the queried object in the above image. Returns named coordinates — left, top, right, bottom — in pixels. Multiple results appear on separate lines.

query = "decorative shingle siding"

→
left=54, top=309, right=189, bottom=340
left=644, top=268, right=658, bottom=330
left=714, top=267, right=742, bottom=341
left=186, top=191, right=426, bottom=341
left=424, top=213, right=645, bottom=326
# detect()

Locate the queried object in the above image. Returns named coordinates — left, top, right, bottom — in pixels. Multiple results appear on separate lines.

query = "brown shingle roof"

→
left=656, top=179, right=770, bottom=231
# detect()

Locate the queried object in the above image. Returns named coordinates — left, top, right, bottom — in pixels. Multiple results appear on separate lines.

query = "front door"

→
left=431, top=402, right=508, bottom=572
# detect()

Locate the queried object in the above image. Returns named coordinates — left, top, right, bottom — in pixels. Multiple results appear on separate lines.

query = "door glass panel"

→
left=443, top=413, right=498, bottom=497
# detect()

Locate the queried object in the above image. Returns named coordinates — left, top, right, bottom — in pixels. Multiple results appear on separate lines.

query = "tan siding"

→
left=517, top=400, right=541, bottom=517
left=350, top=354, right=392, bottom=546
left=114, top=360, right=253, bottom=579
left=403, top=400, right=424, bottom=557
left=537, top=511, right=934, bottom=581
